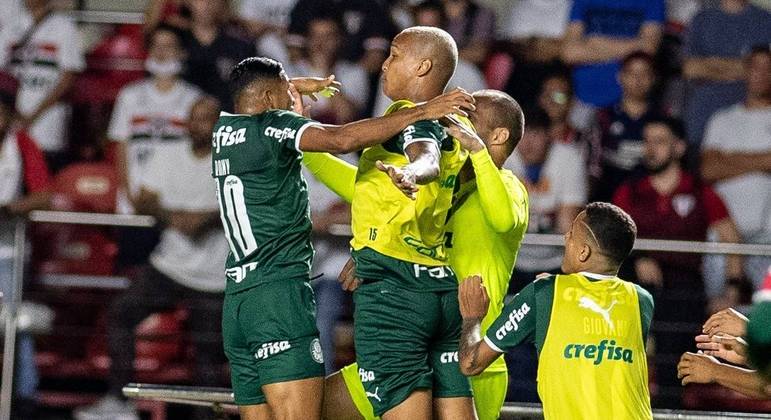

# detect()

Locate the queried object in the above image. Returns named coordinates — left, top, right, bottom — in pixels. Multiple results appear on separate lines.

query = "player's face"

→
left=561, top=211, right=588, bottom=273
left=619, top=59, right=654, bottom=99
left=381, top=36, right=417, bottom=100
left=642, top=123, right=678, bottom=173
left=466, top=99, right=494, bottom=149
left=275, top=75, right=294, bottom=111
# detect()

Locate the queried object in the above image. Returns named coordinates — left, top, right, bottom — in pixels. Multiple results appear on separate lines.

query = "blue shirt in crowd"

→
left=569, top=0, right=665, bottom=107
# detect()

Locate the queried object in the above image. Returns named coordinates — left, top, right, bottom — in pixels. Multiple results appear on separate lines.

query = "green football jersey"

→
left=211, top=109, right=319, bottom=294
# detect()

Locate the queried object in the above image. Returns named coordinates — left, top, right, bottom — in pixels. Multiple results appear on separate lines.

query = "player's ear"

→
left=263, top=89, right=277, bottom=109
left=416, top=58, right=432, bottom=77
left=579, top=243, right=591, bottom=263
left=490, top=128, right=510, bottom=147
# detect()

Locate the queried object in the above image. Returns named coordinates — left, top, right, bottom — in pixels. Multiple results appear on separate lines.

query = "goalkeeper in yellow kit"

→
left=305, top=90, right=529, bottom=419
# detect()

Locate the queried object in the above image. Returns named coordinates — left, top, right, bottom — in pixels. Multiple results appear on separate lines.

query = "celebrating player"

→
left=458, top=202, right=655, bottom=420
left=303, top=26, right=477, bottom=419
left=212, top=57, right=473, bottom=420
left=313, top=90, right=531, bottom=420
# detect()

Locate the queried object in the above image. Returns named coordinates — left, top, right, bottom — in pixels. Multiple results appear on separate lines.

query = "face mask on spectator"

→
left=145, top=58, right=182, bottom=77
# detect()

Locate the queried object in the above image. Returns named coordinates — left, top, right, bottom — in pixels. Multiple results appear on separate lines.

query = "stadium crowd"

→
left=0, top=0, right=769, bottom=418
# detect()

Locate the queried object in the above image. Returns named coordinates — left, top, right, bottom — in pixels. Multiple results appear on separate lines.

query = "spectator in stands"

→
left=502, top=0, right=570, bottom=108
left=587, top=52, right=662, bottom=202
left=613, top=117, right=747, bottom=407
left=501, top=109, right=587, bottom=402
left=304, top=153, right=357, bottom=373
left=74, top=97, right=228, bottom=420
left=108, top=24, right=201, bottom=266
left=682, top=0, right=771, bottom=156
left=287, top=0, right=397, bottom=75
left=237, top=0, right=298, bottom=64
left=144, top=0, right=190, bottom=34
left=0, top=0, right=85, bottom=170
left=181, top=0, right=254, bottom=111
left=701, top=45, right=771, bottom=289
left=562, top=0, right=664, bottom=129
left=0, top=90, right=49, bottom=418
left=538, top=72, right=579, bottom=145
left=439, top=0, right=496, bottom=67
left=291, top=15, right=368, bottom=123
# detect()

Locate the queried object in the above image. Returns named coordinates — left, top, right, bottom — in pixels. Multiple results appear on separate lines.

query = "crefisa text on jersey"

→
left=213, top=125, right=247, bottom=153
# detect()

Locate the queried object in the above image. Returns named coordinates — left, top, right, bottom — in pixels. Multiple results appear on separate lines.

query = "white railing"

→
left=121, top=383, right=771, bottom=420
left=2, top=210, right=771, bottom=420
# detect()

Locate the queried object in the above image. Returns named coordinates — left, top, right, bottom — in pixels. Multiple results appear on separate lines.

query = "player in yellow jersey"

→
left=458, top=202, right=654, bottom=420
left=305, top=26, right=477, bottom=419
left=305, top=90, right=530, bottom=420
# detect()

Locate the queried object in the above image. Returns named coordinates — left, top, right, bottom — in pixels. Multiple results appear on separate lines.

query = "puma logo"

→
left=579, top=297, right=618, bottom=329
left=366, top=387, right=382, bottom=402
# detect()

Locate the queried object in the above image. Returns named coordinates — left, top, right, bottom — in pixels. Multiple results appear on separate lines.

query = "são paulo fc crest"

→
left=672, top=194, right=696, bottom=218
left=311, top=338, right=324, bottom=364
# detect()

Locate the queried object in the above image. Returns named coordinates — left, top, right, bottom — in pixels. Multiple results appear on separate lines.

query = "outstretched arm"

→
left=297, top=88, right=475, bottom=154
left=302, top=153, right=357, bottom=203
left=678, top=352, right=768, bottom=399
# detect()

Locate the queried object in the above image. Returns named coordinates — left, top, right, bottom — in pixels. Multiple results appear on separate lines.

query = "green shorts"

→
left=341, top=363, right=507, bottom=420
left=222, top=279, right=325, bottom=405
left=353, top=281, right=472, bottom=416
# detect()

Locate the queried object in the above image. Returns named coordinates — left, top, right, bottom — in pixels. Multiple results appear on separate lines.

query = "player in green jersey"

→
left=213, top=57, right=473, bottom=420
left=304, top=90, right=530, bottom=420
left=458, top=202, right=655, bottom=420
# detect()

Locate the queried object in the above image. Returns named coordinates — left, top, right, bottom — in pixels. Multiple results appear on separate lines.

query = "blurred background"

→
left=0, top=0, right=769, bottom=418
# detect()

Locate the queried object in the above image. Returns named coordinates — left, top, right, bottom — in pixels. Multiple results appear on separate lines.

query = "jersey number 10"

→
left=216, top=175, right=258, bottom=260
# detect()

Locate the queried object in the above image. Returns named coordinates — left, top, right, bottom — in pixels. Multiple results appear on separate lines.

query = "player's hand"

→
left=376, top=161, right=418, bottom=200
left=338, top=257, right=361, bottom=292
left=703, top=307, right=748, bottom=338
left=419, top=88, right=475, bottom=120
left=695, top=334, right=748, bottom=366
left=634, top=257, right=663, bottom=288
left=289, top=83, right=311, bottom=117
left=677, top=352, right=720, bottom=385
left=445, top=119, right=484, bottom=153
left=459, top=275, right=489, bottom=320
left=290, top=75, right=341, bottom=101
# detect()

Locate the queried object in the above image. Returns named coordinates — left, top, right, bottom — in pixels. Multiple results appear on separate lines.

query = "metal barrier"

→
left=122, top=383, right=771, bottom=420
left=1, top=210, right=770, bottom=420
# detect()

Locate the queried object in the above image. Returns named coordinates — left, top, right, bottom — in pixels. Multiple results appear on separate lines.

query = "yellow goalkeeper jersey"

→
left=349, top=100, right=468, bottom=266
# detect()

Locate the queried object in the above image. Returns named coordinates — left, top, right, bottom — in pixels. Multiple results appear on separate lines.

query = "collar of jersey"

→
left=579, top=271, right=616, bottom=280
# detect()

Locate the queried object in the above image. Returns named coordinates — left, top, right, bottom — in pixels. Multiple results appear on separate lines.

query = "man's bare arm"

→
left=683, top=57, right=745, bottom=82
left=701, top=149, right=771, bottom=182
left=459, top=317, right=500, bottom=376
left=561, top=22, right=661, bottom=65
left=298, top=89, right=474, bottom=154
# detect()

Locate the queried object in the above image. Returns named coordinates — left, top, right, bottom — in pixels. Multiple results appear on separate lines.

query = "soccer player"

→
left=304, top=26, right=477, bottom=419
left=212, top=57, right=473, bottom=420
left=308, top=90, right=530, bottom=420
left=458, top=202, right=655, bottom=420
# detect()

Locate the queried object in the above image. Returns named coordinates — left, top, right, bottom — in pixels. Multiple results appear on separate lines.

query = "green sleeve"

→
left=302, top=152, right=357, bottom=204
left=470, top=149, right=528, bottom=233
left=382, top=120, right=444, bottom=155
left=485, top=281, right=537, bottom=353
left=635, top=284, right=654, bottom=346
left=265, top=110, right=321, bottom=154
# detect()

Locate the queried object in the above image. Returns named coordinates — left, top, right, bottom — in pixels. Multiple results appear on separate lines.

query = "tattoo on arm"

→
left=459, top=317, right=484, bottom=375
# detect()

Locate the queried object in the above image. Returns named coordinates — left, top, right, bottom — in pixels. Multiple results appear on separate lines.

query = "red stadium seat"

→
left=36, top=162, right=118, bottom=276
